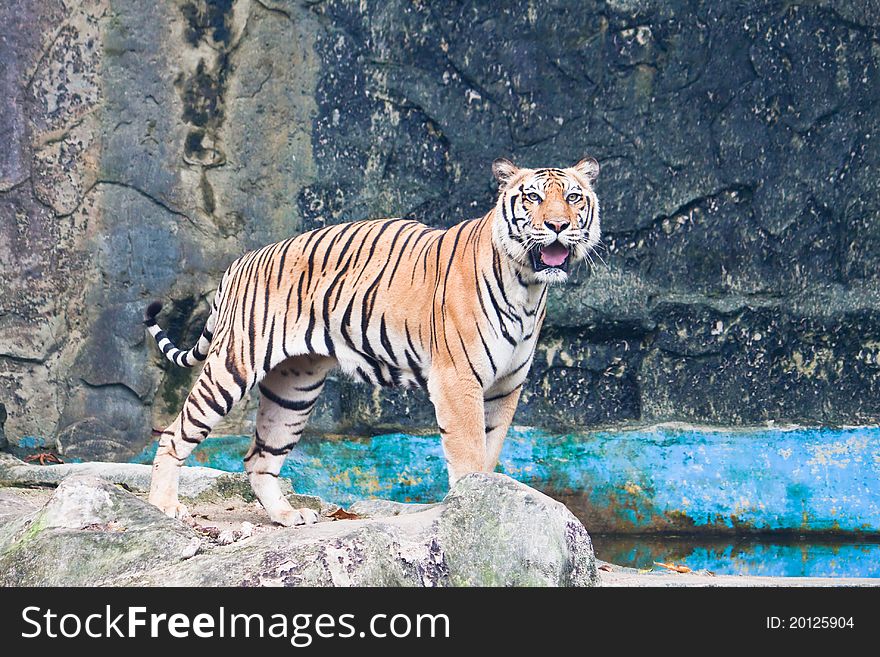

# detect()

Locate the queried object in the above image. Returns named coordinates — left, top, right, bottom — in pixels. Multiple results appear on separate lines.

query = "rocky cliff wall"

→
left=1, top=0, right=879, bottom=460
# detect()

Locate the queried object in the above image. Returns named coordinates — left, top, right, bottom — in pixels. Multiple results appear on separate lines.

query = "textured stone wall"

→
left=1, top=0, right=879, bottom=460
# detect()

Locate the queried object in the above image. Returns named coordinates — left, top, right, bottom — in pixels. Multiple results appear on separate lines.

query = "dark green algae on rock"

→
left=0, top=475, right=202, bottom=587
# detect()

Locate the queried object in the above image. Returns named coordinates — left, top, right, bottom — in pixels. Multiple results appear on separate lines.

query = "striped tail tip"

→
left=144, top=301, right=163, bottom=326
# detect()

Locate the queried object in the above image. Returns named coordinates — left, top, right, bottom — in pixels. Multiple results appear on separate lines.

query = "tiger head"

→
left=491, top=158, right=601, bottom=284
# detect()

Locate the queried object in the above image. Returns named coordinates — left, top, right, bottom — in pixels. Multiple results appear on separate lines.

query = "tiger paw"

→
left=271, top=507, right=319, bottom=527
left=149, top=497, right=190, bottom=521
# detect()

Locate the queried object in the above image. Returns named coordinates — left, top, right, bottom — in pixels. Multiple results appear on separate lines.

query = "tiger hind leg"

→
left=245, top=354, right=335, bottom=526
left=149, top=357, right=247, bottom=519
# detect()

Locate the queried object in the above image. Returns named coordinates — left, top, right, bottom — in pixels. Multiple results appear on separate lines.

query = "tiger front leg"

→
left=429, top=371, right=487, bottom=486
left=483, top=384, right=523, bottom=472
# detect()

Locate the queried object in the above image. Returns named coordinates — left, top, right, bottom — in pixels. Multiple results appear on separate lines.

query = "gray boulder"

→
left=0, top=453, right=327, bottom=512
left=0, top=475, right=201, bottom=586
left=0, top=470, right=597, bottom=587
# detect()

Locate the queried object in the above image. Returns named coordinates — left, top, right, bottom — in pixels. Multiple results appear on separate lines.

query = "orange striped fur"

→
left=145, top=158, right=600, bottom=525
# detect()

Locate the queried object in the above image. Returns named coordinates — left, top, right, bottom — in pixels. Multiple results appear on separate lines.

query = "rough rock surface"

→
left=0, top=453, right=328, bottom=510
left=0, top=475, right=203, bottom=586
left=1, top=1, right=879, bottom=459
left=0, top=469, right=597, bottom=587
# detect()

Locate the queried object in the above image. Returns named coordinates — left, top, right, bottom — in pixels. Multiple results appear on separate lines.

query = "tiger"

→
left=144, top=157, right=601, bottom=526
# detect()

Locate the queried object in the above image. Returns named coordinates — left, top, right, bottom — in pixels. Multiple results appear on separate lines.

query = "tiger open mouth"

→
left=529, top=241, right=571, bottom=272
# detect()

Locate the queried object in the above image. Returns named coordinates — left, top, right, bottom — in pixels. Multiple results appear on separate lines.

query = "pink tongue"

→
left=540, top=242, right=570, bottom=267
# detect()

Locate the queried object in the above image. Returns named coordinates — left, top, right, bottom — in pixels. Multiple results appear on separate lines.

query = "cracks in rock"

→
left=598, top=114, right=642, bottom=153
left=252, top=0, right=293, bottom=22
left=23, top=24, right=68, bottom=94
left=77, top=377, right=146, bottom=402
left=608, top=183, right=756, bottom=243
left=235, top=68, right=273, bottom=100
left=0, top=352, right=48, bottom=365
left=58, top=179, right=202, bottom=237
left=796, top=3, right=880, bottom=36
left=0, top=176, right=33, bottom=196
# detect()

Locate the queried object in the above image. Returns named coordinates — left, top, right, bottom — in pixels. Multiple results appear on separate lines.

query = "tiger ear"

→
left=572, top=157, right=599, bottom=183
left=492, top=158, right=520, bottom=186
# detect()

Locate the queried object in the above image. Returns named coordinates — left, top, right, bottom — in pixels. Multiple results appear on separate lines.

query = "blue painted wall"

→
left=133, top=425, right=880, bottom=535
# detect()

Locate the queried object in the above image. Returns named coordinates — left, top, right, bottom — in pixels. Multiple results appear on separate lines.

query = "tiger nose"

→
left=545, top=219, right=568, bottom=234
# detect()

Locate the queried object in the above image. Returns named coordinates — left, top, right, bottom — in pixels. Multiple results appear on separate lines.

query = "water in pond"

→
left=131, top=425, right=880, bottom=578
left=591, top=534, right=880, bottom=578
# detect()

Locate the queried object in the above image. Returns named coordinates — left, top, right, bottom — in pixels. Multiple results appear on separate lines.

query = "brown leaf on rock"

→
left=654, top=561, right=692, bottom=573
left=329, top=508, right=361, bottom=520
left=24, top=453, right=63, bottom=465
left=598, top=564, right=613, bottom=572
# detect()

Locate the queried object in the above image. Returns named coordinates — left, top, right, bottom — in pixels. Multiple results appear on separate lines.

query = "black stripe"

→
left=509, top=193, right=521, bottom=225
left=457, top=331, right=484, bottom=387
left=385, top=224, right=419, bottom=289
left=335, top=221, right=371, bottom=268
left=379, top=313, right=396, bottom=363
left=275, top=238, right=294, bottom=288
left=187, top=414, right=211, bottom=433
left=331, top=255, right=355, bottom=312
left=199, top=389, right=225, bottom=417
left=482, top=274, right=517, bottom=347
left=224, top=351, right=248, bottom=398
left=323, top=258, right=354, bottom=355
left=491, top=246, right=523, bottom=329
left=294, top=378, right=325, bottom=393
left=258, top=383, right=317, bottom=412
left=440, top=221, right=467, bottom=307
left=281, top=285, right=294, bottom=358
left=355, top=366, right=372, bottom=384
left=507, top=357, right=531, bottom=377
left=472, top=246, right=494, bottom=334
left=255, top=443, right=297, bottom=457
left=262, top=315, right=276, bottom=375
left=304, top=302, right=316, bottom=352
left=320, top=223, right=353, bottom=271
left=295, top=271, right=306, bottom=321
left=304, top=226, right=334, bottom=291
left=475, top=322, right=497, bottom=375
left=485, top=385, right=521, bottom=403
left=404, top=349, right=428, bottom=392
left=404, top=319, right=421, bottom=362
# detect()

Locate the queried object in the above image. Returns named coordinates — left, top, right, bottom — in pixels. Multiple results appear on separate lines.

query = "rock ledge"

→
left=0, top=464, right=597, bottom=587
